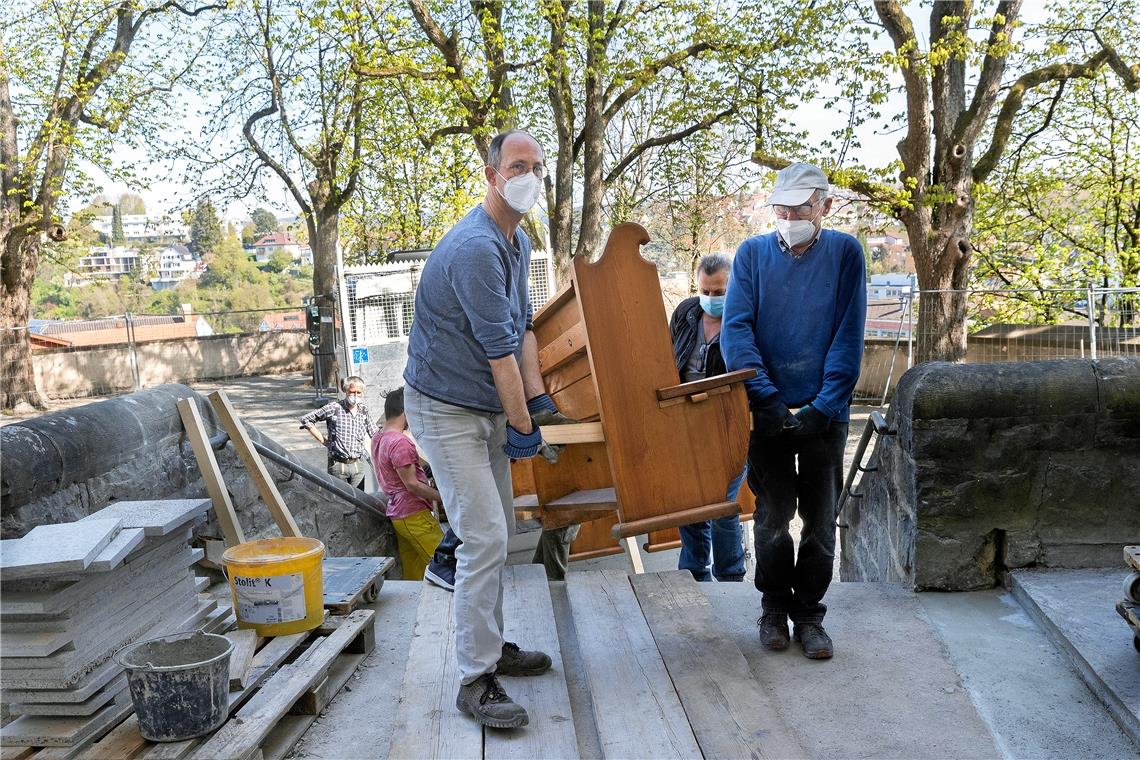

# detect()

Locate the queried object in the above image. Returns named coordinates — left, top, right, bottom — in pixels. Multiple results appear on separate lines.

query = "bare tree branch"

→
left=606, top=107, right=736, bottom=185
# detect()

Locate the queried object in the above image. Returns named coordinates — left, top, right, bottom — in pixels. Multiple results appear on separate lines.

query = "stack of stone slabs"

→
left=0, top=499, right=225, bottom=748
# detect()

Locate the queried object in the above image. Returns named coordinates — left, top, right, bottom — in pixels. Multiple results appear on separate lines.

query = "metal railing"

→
left=836, top=410, right=896, bottom=529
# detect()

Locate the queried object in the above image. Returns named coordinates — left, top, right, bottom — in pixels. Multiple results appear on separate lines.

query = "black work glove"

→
left=503, top=418, right=543, bottom=459
left=527, top=394, right=576, bottom=426
left=792, top=403, right=831, bottom=435
left=751, top=395, right=795, bottom=436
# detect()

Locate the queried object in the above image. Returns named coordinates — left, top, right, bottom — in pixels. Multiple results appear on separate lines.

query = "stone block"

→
left=0, top=518, right=122, bottom=580
left=82, top=498, right=210, bottom=536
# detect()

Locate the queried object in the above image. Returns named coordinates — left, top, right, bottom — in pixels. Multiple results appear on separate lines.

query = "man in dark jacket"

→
left=669, top=253, right=746, bottom=583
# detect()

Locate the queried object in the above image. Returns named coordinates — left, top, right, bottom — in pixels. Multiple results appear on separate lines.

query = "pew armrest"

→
left=655, top=369, right=756, bottom=403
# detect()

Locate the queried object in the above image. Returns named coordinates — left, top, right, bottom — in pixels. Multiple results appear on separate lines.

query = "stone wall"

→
left=33, top=332, right=311, bottom=400
left=841, top=358, right=1140, bottom=590
left=0, top=384, right=395, bottom=561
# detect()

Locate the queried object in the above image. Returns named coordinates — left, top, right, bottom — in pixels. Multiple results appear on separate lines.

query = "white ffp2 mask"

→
left=776, top=219, right=817, bottom=248
left=497, top=171, right=543, bottom=214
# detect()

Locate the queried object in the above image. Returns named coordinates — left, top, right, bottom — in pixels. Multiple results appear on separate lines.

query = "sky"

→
left=81, top=1, right=1051, bottom=224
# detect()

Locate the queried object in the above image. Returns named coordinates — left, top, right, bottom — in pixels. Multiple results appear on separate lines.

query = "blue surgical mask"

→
left=699, top=294, right=726, bottom=317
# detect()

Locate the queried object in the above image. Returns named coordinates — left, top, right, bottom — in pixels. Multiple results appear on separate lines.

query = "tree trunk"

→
left=905, top=206, right=972, bottom=362
left=574, top=1, right=606, bottom=262
left=310, top=211, right=340, bottom=388
left=0, top=232, right=46, bottom=410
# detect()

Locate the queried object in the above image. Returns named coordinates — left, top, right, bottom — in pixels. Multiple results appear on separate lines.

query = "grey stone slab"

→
left=0, top=629, right=72, bottom=658
left=87, top=527, right=146, bottom=571
left=81, top=498, right=210, bottom=536
left=0, top=519, right=122, bottom=580
left=8, top=676, right=127, bottom=717
left=1011, top=568, right=1140, bottom=745
left=920, top=589, right=1137, bottom=760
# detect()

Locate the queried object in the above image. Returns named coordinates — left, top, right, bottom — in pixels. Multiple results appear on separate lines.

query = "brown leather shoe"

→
left=757, top=613, right=790, bottom=651
left=793, top=622, right=834, bottom=659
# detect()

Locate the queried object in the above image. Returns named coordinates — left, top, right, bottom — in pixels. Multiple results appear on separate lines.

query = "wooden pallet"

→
left=322, top=557, right=393, bottom=615
left=8, top=611, right=374, bottom=760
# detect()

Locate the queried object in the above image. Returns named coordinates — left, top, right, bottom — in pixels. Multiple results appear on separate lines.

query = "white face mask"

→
left=776, top=218, right=818, bottom=249
left=345, top=393, right=362, bottom=406
left=496, top=170, right=543, bottom=214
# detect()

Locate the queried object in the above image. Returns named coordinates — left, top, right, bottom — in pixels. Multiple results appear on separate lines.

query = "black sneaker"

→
left=793, top=622, right=834, bottom=659
left=424, top=561, right=456, bottom=591
left=496, top=641, right=552, bottom=677
left=456, top=673, right=528, bottom=728
left=757, top=612, right=790, bottom=651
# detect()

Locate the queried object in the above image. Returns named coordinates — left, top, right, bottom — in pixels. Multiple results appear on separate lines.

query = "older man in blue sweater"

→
left=722, top=162, right=866, bottom=660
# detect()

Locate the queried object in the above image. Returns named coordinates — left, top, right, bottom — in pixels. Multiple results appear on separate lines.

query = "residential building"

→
left=70, top=246, right=139, bottom=282
left=252, top=233, right=313, bottom=265
left=90, top=214, right=189, bottom=244
left=150, top=244, right=202, bottom=290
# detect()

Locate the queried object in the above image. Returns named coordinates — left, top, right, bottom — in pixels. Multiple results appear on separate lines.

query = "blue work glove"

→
left=792, top=403, right=831, bottom=435
left=503, top=418, right=543, bottom=459
left=527, top=393, right=576, bottom=426
left=751, top=395, right=796, bottom=436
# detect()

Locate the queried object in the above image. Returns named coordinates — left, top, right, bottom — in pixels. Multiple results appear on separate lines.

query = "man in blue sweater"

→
left=722, top=162, right=866, bottom=660
left=403, top=129, right=559, bottom=728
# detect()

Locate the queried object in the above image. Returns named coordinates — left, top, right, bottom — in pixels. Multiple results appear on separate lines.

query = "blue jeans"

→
left=678, top=468, right=746, bottom=582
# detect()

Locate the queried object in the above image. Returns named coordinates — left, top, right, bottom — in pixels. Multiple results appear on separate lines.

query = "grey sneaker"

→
left=424, top=561, right=455, bottom=591
left=793, top=622, right=834, bottom=659
left=757, top=612, right=790, bottom=651
left=496, top=641, right=552, bottom=676
left=456, top=673, right=529, bottom=728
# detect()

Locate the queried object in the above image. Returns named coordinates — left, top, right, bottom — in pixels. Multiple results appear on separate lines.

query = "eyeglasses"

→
left=502, top=161, right=546, bottom=179
left=772, top=200, right=821, bottom=219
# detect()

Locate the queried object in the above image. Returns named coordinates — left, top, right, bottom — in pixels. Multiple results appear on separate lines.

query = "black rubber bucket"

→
left=116, top=631, right=234, bottom=742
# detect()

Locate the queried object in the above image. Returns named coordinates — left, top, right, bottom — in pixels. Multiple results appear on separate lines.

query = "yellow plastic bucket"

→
left=222, top=537, right=325, bottom=636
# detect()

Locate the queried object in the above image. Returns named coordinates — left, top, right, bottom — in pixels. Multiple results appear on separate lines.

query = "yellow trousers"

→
left=390, top=509, right=444, bottom=581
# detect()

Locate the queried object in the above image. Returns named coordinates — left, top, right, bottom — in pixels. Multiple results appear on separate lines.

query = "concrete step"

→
left=1010, top=567, right=1140, bottom=746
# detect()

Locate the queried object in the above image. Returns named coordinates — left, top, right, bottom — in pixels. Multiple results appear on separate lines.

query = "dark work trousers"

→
left=747, top=422, right=847, bottom=623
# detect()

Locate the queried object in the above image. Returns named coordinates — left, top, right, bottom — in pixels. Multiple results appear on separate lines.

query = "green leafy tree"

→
left=193, top=0, right=370, bottom=381
left=973, top=66, right=1140, bottom=328
left=251, top=207, right=278, bottom=238
left=189, top=199, right=223, bottom=256
left=0, top=0, right=222, bottom=408
left=111, top=204, right=126, bottom=245
left=752, top=0, right=1140, bottom=361
left=263, top=248, right=293, bottom=273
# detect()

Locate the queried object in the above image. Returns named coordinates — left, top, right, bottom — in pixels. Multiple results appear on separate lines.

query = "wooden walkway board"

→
left=565, top=570, right=700, bottom=759
left=629, top=572, right=807, bottom=760
left=485, top=565, right=577, bottom=760
left=386, top=582, right=479, bottom=760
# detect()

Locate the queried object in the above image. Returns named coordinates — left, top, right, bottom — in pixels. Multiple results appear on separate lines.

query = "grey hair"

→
left=487, top=129, right=542, bottom=169
left=697, top=253, right=732, bottom=278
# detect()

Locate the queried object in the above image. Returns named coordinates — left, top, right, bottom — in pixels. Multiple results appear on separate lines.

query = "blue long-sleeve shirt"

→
left=721, top=229, right=866, bottom=422
left=404, top=205, right=532, bottom=412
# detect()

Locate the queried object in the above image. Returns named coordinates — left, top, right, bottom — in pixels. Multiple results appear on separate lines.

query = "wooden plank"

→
left=207, top=391, right=300, bottom=538
left=531, top=283, right=580, bottom=349
left=623, top=538, right=645, bottom=575
left=189, top=611, right=373, bottom=760
left=177, top=398, right=246, bottom=547
left=565, top=571, right=699, bottom=759
left=537, top=322, right=587, bottom=374
left=545, top=488, right=617, bottom=511
left=226, top=630, right=259, bottom=691
left=537, top=422, right=605, bottom=445
left=0, top=748, right=37, bottom=759
left=654, top=369, right=756, bottom=401
left=75, top=715, right=147, bottom=760
left=549, top=375, right=600, bottom=422
left=386, top=585, right=480, bottom=760
left=630, top=572, right=808, bottom=760
left=484, top=565, right=577, bottom=760
left=1125, top=546, right=1139, bottom=572
left=258, top=652, right=364, bottom=760
left=543, top=353, right=592, bottom=396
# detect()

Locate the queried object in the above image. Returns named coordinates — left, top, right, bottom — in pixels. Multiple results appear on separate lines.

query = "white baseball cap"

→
left=766, top=162, right=830, bottom=206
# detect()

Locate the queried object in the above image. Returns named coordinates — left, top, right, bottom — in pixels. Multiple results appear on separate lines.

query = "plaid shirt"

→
left=300, top=400, right=378, bottom=462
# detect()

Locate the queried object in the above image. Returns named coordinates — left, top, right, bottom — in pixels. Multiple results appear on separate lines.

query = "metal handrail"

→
left=835, top=410, right=896, bottom=528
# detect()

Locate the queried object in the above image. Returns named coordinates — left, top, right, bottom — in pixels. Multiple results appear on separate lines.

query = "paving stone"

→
left=86, top=528, right=146, bottom=572
left=0, top=519, right=122, bottom=581
left=81, top=499, right=210, bottom=536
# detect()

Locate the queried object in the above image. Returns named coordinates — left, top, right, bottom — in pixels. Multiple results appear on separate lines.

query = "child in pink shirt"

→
left=371, top=387, right=443, bottom=580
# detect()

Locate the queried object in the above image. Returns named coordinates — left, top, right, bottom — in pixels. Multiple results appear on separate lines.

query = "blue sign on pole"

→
left=352, top=347, right=369, bottom=364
